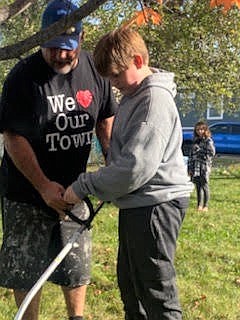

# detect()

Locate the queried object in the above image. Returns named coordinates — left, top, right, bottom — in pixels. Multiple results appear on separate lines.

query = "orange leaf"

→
left=123, top=8, right=162, bottom=27
left=210, top=0, right=240, bottom=12
left=147, top=8, right=162, bottom=25
left=135, top=11, right=148, bottom=26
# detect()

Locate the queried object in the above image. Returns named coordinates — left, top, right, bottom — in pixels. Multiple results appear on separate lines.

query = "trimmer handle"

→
left=64, top=197, right=104, bottom=229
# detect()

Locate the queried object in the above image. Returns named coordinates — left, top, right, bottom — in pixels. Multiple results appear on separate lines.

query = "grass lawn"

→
left=0, top=156, right=240, bottom=319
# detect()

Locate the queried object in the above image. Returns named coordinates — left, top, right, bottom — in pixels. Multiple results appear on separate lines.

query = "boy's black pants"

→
left=117, top=198, right=188, bottom=320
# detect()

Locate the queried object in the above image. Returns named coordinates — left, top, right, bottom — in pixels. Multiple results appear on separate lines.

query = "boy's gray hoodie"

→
left=72, top=69, right=193, bottom=209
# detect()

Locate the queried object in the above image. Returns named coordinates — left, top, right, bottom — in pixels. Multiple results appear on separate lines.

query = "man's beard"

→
left=52, top=60, right=75, bottom=74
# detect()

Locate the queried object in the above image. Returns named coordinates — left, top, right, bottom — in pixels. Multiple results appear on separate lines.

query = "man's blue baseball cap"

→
left=41, top=0, right=83, bottom=50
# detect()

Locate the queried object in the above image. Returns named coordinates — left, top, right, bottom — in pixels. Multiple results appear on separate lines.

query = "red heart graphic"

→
left=76, top=90, right=93, bottom=108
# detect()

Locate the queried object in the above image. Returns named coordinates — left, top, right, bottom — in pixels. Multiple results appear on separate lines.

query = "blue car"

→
left=182, top=122, right=240, bottom=155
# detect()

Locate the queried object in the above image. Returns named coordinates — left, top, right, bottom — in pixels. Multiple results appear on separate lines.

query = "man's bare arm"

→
left=95, top=116, right=114, bottom=157
left=3, top=131, right=68, bottom=214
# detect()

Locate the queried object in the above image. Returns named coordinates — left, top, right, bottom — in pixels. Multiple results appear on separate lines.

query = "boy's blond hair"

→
left=93, top=27, right=149, bottom=77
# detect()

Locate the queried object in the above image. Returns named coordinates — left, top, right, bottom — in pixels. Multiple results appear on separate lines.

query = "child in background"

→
left=188, top=121, right=215, bottom=211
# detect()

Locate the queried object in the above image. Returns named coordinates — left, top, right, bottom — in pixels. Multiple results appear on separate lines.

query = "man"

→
left=64, top=27, right=193, bottom=320
left=0, top=1, right=117, bottom=319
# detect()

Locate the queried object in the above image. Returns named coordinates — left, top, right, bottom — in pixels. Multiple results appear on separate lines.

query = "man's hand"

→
left=38, top=180, right=69, bottom=219
left=64, top=186, right=81, bottom=204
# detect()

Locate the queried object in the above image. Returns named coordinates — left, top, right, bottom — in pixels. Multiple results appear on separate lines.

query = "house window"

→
left=207, top=102, right=223, bottom=120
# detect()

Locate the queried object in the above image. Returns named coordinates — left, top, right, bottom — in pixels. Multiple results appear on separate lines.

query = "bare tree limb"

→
left=0, top=0, right=39, bottom=24
left=0, top=0, right=108, bottom=61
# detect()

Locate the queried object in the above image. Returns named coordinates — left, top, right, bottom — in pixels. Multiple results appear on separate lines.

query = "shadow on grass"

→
left=211, top=197, right=240, bottom=204
left=211, top=175, right=240, bottom=179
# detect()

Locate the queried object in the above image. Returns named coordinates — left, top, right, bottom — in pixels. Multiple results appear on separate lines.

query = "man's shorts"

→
left=0, top=198, right=92, bottom=290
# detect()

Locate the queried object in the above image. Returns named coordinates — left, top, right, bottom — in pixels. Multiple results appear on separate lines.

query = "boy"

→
left=64, top=27, right=193, bottom=320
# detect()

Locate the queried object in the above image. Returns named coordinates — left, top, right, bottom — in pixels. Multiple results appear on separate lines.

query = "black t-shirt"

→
left=0, top=50, right=117, bottom=207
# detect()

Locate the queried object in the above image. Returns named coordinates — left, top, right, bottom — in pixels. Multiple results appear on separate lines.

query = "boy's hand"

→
left=64, top=186, right=81, bottom=205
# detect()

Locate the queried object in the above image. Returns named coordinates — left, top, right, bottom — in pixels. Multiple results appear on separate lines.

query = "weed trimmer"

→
left=14, top=197, right=104, bottom=320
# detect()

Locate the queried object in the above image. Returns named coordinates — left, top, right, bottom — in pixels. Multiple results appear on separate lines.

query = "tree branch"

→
left=0, top=0, right=108, bottom=61
left=0, top=0, right=38, bottom=24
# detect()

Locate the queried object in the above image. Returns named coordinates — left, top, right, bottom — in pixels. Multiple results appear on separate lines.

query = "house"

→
left=176, top=93, right=240, bottom=129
